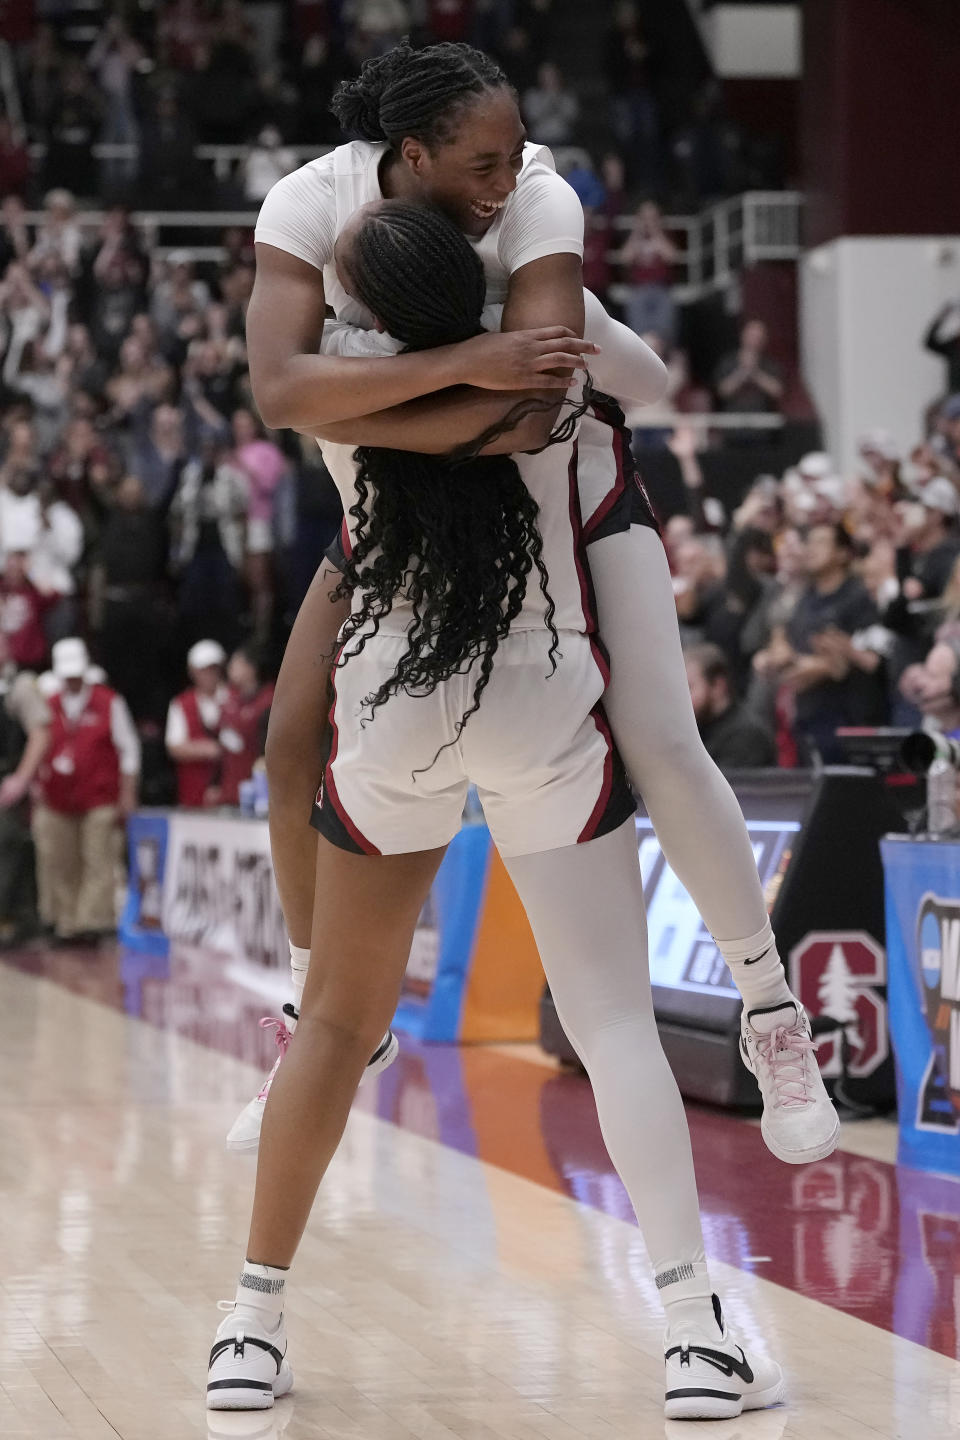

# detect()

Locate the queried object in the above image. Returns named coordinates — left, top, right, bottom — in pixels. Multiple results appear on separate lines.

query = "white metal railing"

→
left=27, top=140, right=333, bottom=183
left=19, top=183, right=801, bottom=302
left=610, top=191, right=802, bottom=302
left=625, top=410, right=785, bottom=430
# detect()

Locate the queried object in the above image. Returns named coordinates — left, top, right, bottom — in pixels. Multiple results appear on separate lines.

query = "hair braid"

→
left=333, top=202, right=588, bottom=759
left=331, top=39, right=512, bottom=149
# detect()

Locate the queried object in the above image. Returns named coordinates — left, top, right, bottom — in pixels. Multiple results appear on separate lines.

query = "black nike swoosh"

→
left=687, top=1345, right=754, bottom=1383
left=743, top=946, right=773, bottom=966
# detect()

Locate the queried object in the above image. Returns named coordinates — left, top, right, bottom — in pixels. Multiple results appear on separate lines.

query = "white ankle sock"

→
left=289, top=943, right=310, bottom=1015
left=716, top=919, right=794, bottom=1012
left=656, top=1261, right=717, bottom=1338
left=234, top=1261, right=288, bottom=1325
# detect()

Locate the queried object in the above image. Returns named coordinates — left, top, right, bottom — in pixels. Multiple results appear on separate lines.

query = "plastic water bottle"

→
left=927, top=757, right=957, bottom=834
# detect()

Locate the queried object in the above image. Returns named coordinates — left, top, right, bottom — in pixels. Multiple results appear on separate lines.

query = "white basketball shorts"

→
left=312, top=628, right=635, bottom=857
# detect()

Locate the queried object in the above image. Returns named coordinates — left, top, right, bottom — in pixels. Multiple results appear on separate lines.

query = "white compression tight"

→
left=588, top=525, right=793, bottom=1010
left=504, top=818, right=709, bottom=1304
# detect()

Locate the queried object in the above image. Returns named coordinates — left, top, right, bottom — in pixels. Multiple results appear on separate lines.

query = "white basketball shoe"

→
left=207, top=1304, right=293, bottom=1411
left=664, top=1294, right=785, bottom=1420
left=740, top=1001, right=840, bottom=1164
left=226, top=1006, right=399, bottom=1153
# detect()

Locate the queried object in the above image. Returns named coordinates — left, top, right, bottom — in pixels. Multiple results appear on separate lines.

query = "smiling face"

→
left=392, top=89, right=526, bottom=238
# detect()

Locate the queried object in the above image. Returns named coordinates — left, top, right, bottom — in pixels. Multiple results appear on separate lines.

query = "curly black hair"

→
left=331, top=38, right=512, bottom=151
left=334, top=201, right=585, bottom=756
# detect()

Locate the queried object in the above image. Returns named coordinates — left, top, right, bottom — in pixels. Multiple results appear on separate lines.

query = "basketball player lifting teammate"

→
left=238, top=40, right=839, bottom=1168
left=207, top=197, right=786, bottom=1421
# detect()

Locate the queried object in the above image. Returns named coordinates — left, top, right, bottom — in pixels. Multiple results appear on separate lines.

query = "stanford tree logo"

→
left=788, top=932, right=888, bottom=1079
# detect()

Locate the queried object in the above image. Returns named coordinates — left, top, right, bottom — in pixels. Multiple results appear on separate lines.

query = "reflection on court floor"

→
left=1, top=944, right=958, bottom=1439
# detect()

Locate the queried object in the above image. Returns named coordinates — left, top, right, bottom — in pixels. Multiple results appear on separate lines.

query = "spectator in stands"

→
left=523, top=62, right=579, bottom=148
left=495, top=25, right=537, bottom=93
left=61, top=322, right=108, bottom=398
left=291, top=34, right=349, bottom=144
left=33, top=637, right=140, bottom=943
left=617, top=200, right=678, bottom=343
left=707, top=526, right=777, bottom=692
left=231, top=408, right=288, bottom=646
left=562, top=154, right=607, bottom=213
left=900, top=639, right=960, bottom=739
left=49, top=416, right=113, bottom=527
left=0, top=263, right=54, bottom=374
left=877, top=478, right=960, bottom=715
left=673, top=531, right=727, bottom=643
left=138, top=88, right=201, bottom=207
left=858, top=430, right=904, bottom=501
left=344, top=0, right=411, bottom=58
left=896, top=478, right=960, bottom=604
left=423, top=0, right=474, bottom=43
left=217, top=646, right=275, bottom=805
left=685, top=642, right=776, bottom=770
left=28, top=476, right=84, bottom=643
left=87, top=16, right=143, bottom=188
left=128, top=402, right=191, bottom=509
left=165, top=639, right=228, bottom=808
left=150, top=252, right=210, bottom=360
left=189, top=11, right=259, bottom=145
left=604, top=0, right=659, bottom=189
left=182, top=335, right=244, bottom=426
left=241, top=126, right=298, bottom=203
left=157, top=0, right=207, bottom=71
left=0, top=115, right=31, bottom=200
left=104, top=335, right=173, bottom=431
left=755, top=523, right=885, bottom=762
left=170, top=436, right=248, bottom=652
left=716, top=321, right=782, bottom=443
left=2, top=332, right=73, bottom=458
left=42, top=64, right=101, bottom=198
left=0, top=197, right=32, bottom=275
left=0, top=544, right=55, bottom=671
left=91, top=473, right=174, bottom=725
left=933, top=395, right=960, bottom=480
left=925, top=297, right=960, bottom=397
left=474, top=0, right=517, bottom=55
left=89, top=250, right=147, bottom=365
left=714, top=319, right=784, bottom=420
left=0, top=414, right=37, bottom=476
left=88, top=206, right=150, bottom=303
left=0, top=630, right=51, bottom=945
left=19, top=23, right=63, bottom=143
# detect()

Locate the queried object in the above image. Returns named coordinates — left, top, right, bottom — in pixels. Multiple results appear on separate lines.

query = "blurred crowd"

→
left=667, top=386, right=960, bottom=772
left=2, top=1, right=786, bottom=211
left=0, top=193, right=333, bottom=721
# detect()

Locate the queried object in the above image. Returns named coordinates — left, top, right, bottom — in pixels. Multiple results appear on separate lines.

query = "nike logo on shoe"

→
left=665, top=1344, right=754, bottom=1384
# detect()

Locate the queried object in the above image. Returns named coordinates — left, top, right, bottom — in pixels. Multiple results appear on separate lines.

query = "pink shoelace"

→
left=755, top=1023, right=819, bottom=1108
left=256, top=1016, right=293, bottom=1100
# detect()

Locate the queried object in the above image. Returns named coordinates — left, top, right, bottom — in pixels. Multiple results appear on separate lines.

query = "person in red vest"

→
left=165, top=639, right=228, bottom=807
left=218, top=647, right=275, bottom=806
left=32, top=638, right=140, bottom=944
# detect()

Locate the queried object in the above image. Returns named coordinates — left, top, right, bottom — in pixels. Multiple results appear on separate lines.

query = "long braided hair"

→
left=334, top=202, right=585, bottom=752
left=331, top=39, right=511, bottom=150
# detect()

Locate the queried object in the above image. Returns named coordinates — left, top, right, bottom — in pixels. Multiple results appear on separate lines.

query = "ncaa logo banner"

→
left=881, top=837, right=960, bottom=1176
left=914, top=895, right=960, bottom=1133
